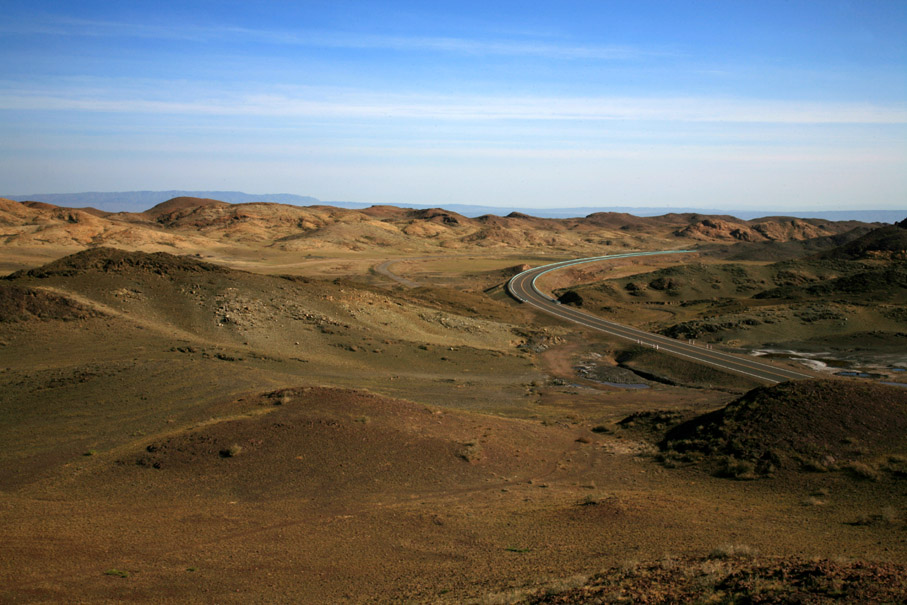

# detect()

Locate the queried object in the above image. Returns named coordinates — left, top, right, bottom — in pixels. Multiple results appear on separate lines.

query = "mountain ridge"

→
left=3, top=190, right=903, bottom=223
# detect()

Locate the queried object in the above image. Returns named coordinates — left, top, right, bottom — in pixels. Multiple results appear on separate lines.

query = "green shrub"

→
left=104, top=569, right=129, bottom=578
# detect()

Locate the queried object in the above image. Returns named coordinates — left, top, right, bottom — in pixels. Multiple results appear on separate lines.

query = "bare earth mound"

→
left=660, top=379, right=907, bottom=478
left=112, top=386, right=570, bottom=502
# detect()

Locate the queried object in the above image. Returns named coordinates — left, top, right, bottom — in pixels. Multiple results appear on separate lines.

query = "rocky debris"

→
left=6, top=247, right=226, bottom=279
left=661, top=316, right=762, bottom=339
left=676, top=217, right=836, bottom=243
left=418, top=311, right=485, bottom=333
left=521, top=555, right=907, bottom=604
left=675, top=218, right=763, bottom=242
left=516, top=330, right=566, bottom=353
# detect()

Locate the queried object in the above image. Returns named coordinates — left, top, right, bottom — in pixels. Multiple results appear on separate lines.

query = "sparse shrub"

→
left=477, top=588, right=534, bottom=605
left=847, top=508, right=900, bottom=526
left=619, top=559, right=640, bottom=576
left=656, top=453, right=678, bottom=469
left=541, top=575, right=589, bottom=596
left=883, top=455, right=907, bottom=478
left=802, top=459, right=830, bottom=473
left=755, top=460, right=776, bottom=476
left=881, top=506, right=901, bottom=524
left=708, top=544, right=754, bottom=559
left=714, top=456, right=756, bottom=480
left=457, top=441, right=482, bottom=462
left=557, top=290, right=583, bottom=306
left=845, top=461, right=879, bottom=481
left=104, top=569, right=129, bottom=578
left=679, top=451, right=704, bottom=464
left=219, top=444, right=243, bottom=458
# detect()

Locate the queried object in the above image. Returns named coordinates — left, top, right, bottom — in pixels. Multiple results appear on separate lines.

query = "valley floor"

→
left=1, top=243, right=905, bottom=603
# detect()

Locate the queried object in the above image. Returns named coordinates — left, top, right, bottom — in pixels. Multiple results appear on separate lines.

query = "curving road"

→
left=374, top=258, right=422, bottom=288
left=507, top=251, right=813, bottom=385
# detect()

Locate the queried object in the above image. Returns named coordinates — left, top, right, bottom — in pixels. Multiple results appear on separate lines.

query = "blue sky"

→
left=1, top=0, right=905, bottom=210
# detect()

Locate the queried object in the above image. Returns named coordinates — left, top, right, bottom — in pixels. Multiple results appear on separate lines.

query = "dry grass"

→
left=2, top=242, right=906, bottom=603
left=219, top=444, right=243, bottom=458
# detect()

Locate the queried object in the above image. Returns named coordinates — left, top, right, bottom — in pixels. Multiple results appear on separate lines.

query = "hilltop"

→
left=4, top=191, right=904, bottom=223
left=659, top=379, right=907, bottom=478
left=0, top=196, right=879, bottom=268
left=818, top=216, right=907, bottom=260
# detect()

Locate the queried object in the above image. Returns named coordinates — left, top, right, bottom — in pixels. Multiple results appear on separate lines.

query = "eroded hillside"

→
left=0, top=197, right=878, bottom=267
left=1, top=223, right=904, bottom=603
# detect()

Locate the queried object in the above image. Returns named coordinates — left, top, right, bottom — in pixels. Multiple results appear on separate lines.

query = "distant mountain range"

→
left=4, top=190, right=903, bottom=224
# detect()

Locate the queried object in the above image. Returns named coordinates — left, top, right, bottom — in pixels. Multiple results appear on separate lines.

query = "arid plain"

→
left=1, top=196, right=906, bottom=603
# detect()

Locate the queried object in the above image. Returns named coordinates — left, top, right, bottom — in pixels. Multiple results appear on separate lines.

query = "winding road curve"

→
left=374, top=258, right=422, bottom=288
left=507, top=251, right=813, bottom=385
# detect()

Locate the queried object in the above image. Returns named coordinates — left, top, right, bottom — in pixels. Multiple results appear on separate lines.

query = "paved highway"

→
left=507, top=251, right=813, bottom=385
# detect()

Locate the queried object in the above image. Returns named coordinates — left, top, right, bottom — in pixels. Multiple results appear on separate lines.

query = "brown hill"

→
left=819, top=218, right=907, bottom=260
left=5, top=246, right=226, bottom=280
left=675, top=217, right=847, bottom=243
left=113, top=385, right=577, bottom=502
left=0, top=197, right=204, bottom=249
left=675, top=218, right=765, bottom=242
left=754, top=265, right=907, bottom=302
left=660, top=379, right=907, bottom=478
left=584, top=211, right=696, bottom=231
left=0, top=283, right=102, bottom=322
left=357, top=204, right=411, bottom=219
left=144, top=196, right=230, bottom=217
left=20, top=201, right=111, bottom=218
left=0, top=196, right=880, bottom=260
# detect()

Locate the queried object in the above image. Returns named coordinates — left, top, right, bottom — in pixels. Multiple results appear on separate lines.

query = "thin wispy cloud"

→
left=1, top=83, right=905, bottom=125
left=9, top=134, right=900, bottom=165
left=1, top=15, right=651, bottom=61
left=1, top=3, right=903, bottom=208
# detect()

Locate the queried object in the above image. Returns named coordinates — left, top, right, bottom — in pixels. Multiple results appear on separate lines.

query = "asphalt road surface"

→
left=507, top=251, right=813, bottom=385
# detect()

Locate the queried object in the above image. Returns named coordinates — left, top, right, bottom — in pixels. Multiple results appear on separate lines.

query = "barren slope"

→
left=2, top=244, right=905, bottom=603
